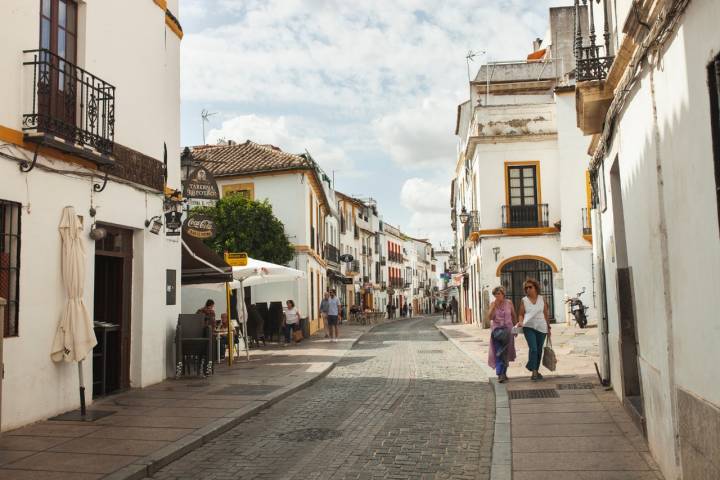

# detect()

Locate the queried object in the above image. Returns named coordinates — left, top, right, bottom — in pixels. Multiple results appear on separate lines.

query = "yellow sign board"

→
left=224, top=252, right=248, bottom=266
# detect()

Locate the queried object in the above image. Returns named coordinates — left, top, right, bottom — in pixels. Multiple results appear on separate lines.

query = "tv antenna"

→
left=201, top=109, right=217, bottom=144
left=465, top=49, right=486, bottom=83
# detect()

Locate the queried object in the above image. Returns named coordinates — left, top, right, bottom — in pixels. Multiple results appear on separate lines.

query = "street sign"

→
left=224, top=252, right=248, bottom=266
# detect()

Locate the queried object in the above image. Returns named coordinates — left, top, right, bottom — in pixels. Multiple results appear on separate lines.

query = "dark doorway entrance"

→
left=500, top=258, right=555, bottom=320
left=609, top=159, right=645, bottom=434
left=92, top=226, right=132, bottom=397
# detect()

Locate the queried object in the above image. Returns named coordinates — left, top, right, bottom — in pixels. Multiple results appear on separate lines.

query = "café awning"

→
left=181, top=232, right=233, bottom=285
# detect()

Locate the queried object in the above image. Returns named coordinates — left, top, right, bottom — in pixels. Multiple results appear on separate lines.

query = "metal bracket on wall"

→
left=19, top=141, right=43, bottom=173
left=93, top=170, right=109, bottom=192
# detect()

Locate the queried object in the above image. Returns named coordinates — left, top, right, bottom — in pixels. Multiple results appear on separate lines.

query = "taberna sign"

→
left=183, top=214, right=216, bottom=239
left=182, top=166, right=220, bottom=203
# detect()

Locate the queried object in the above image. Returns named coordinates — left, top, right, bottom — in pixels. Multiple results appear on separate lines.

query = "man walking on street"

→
left=326, top=289, right=342, bottom=342
left=320, top=292, right=330, bottom=338
left=451, top=297, right=459, bottom=324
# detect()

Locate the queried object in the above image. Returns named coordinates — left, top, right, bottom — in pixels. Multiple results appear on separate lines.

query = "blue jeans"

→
left=284, top=323, right=298, bottom=343
left=523, top=327, right=546, bottom=372
left=492, top=337, right=508, bottom=376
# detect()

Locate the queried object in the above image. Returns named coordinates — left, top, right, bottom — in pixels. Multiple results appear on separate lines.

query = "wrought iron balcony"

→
left=502, top=204, right=549, bottom=229
left=324, top=244, right=340, bottom=264
left=462, top=210, right=479, bottom=241
left=380, top=281, right=387, bottom=290
left=582, top=208, right=592, bottom=236
left=380, top=256, right=387, bottom=266
left=346, top=260, right=360, bottom=273
left=574, top=0, right=614, bottom=82
left=363, top=276, right=370, bottom=284
left=23, top=49, right=115, bottom=161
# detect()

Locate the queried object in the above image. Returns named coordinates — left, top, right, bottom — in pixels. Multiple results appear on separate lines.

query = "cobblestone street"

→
left=149, top=317, right=494, bottom=480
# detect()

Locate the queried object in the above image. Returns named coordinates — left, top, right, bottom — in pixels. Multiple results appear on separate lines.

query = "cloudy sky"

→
left=179, top=0, right=569, bottom=248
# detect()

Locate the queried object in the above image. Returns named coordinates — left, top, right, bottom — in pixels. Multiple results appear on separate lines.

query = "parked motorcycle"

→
left=566, top=287, right=589, bottom=328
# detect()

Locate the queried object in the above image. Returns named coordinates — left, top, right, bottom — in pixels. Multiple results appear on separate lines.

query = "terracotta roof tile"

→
left=191, top=141, right=313, bottom=176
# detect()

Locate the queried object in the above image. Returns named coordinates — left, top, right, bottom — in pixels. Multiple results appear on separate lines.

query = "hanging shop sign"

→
left=183, top=214, right=216, bottom=239
left=183, top=166, right=220, bottom=207
left=165, top=210, right=183, bottom=236
left=339, top=254, right=354, bottom=263
left=341, top=276, right=354, bottom=285
left=224, top=252, right=248, bottom=267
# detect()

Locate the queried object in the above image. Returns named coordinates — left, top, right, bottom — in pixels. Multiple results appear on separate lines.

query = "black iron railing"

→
left=324, top=244, right=339, bottom=264
left=380, top=256, right=387, bottom=265
left=23, top=49, right=115, bottom=156
left=363, top=276, right=370, bottom=284
left=574, top=0, right=614, bottom=82
left=346, top=260, right=360, bottom=273
left=462, top=210, right=479, bottom=241
left=582, top=208, right=592, bottom=235
left=502, top=204, right=549, bottom=228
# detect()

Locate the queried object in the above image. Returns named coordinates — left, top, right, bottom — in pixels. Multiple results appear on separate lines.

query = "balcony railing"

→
left=462, top=210, right=480, bottom=241
left=23, top=49, right=115, bottom=159
left=380, top=281, right=387, bottom=290
left=324, top=244, right=340, bottom=264
left=380, top=256, right=387, bottom=266
left=502, top=204, right=549, bottom=229
left=346, top=260, right=360, bottom=273
left=363, top=276, right=370, bottom=284
left=582, top=208, right=592, bottom=236
left=574, top=0, right=614, bottom=82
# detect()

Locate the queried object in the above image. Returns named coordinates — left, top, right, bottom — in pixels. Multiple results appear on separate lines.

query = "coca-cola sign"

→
left=183, top=214, right=216, bottom=239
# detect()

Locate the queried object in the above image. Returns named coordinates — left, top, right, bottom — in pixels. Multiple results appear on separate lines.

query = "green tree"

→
left=197, top=194, right=295, bottom=265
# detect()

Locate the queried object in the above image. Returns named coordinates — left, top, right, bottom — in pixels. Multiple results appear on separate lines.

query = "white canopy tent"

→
left=182, top=254, right=305, bottom=360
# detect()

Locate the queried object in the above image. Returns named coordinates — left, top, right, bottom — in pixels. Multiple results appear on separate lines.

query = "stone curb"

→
left=434, top=321, right=512, bottom=480
left=103, top=324, right=379, bottom=480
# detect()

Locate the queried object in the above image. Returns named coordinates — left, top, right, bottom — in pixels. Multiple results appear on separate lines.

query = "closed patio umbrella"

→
left=51, top=206, right=97, bottom=415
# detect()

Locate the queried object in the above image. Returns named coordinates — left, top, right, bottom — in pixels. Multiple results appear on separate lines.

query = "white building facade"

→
left=0, top=0, right=182, bottom=430
left=453, top=6, right=595, bottom=328
left=574, top=0, right=720, bottom=478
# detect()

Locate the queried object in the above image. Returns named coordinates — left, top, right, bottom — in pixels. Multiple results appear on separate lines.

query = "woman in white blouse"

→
left=516, top=278, right=551, bottom=380
left=283, top=300, right=301, bottom=346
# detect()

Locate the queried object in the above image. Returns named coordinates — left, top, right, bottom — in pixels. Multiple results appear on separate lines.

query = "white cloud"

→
left=400, top=178, right=451, bottom=244
left=206, top=114, right=353, bottom=173
left=374, top=98, right=456, bottom=170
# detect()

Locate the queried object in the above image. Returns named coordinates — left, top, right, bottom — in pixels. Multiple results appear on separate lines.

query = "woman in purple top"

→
left=486, top=286, right=517, bottom=383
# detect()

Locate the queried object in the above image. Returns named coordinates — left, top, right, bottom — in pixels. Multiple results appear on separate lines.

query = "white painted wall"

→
left=593, top=2, right=720, bottom=477
left=0, top=0, right=181, bottom=430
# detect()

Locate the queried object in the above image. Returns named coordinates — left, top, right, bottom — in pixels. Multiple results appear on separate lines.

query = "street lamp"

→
left=459, top=207, right=469, bottom=224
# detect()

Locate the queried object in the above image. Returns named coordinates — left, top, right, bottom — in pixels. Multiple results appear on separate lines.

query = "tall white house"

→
left=573, top=0, right=720, bottom=478
left=452, top=6, right=594, bottom=328
left=0, top=0, right=182, bottom=430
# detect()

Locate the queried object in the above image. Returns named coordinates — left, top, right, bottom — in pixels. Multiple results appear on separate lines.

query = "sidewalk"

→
left=0, top=322, right=374, bottom=480
left=436, top=319, right=664, bottom=480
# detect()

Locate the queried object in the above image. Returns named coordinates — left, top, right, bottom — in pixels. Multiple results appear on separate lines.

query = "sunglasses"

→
left=524, top=285, right=535, bottom=290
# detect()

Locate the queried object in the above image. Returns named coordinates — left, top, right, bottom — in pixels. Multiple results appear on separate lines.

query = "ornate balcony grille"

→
left=502, top=204, right=549, bottom=229
left=23, top=49, right=115, bottom=157
left=462, top=210, right=479, bottom=241
left=324, top=244, right=340, bottom=264
left=574, top=0, right=614, bottom=82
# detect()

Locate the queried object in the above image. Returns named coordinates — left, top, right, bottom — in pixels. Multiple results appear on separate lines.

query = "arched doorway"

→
left=500, top=258, right=555, bottom=320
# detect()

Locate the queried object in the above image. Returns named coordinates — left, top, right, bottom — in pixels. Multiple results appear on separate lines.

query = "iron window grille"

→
left=502, top=204, right=549, bottom=229
left=1, top=200, right=21, bottom=337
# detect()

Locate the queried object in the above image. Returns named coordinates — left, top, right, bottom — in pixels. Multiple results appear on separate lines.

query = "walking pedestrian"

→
left=516, top=278, right=551, bottom=380
left=283, top=300, right=301, bottom=346
left=326, top=289, right=342, bottom=342
left=386, top=302, right=392, bottom=319
left=320, top=292, right=330, bottom=338
left=487, top=286, right=516, bottom=383
left=442, top=301, right=447, bottom=319
left=450, top=297, right=459, bottom=323
left=409, top=304, right=413, bottom=317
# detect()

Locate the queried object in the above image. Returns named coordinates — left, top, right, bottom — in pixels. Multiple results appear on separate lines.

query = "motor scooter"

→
left=565, top=287, right=589, bottom=328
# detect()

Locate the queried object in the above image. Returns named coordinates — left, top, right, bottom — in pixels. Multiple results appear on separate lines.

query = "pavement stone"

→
left=434, top=319, right=666, bottom=480
left=148, top=316, right=494, bottom=479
